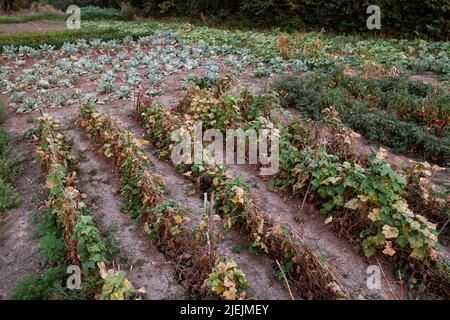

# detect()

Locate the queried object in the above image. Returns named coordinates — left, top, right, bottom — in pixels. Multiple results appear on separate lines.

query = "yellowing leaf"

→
left=410, top=246, right=426, bottom=260
left=392, top=200, right=413, bottom=217
left=368, top=208, right=381, bottom=221
left=174, top=215, right=184, bottom=224
left=97, top=262, right=108, bottom=279
left=325, top=216, right=333, bottom=224
left=382, top=225, right=399, bottom=239
left=257, top=219, right=264, bottom=234
left=321, top=176, right=341, bottom=185
left=223, top=276, right=235, bottom=288
left=377, top=148, right=388, bottom=160
left=46, top=178, right=54, bottom=190
left=358, top=194, right=370, bottom=202
left=135, top=138, right=150, bottom=147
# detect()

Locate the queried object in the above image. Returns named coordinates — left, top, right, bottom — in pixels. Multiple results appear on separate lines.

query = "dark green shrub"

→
left=119, top=2, right=134, bottom=21
left=272, top=69, right=450, bottom=166
left=47, top=0, right=112, bottom=10
left=133, top=0, right=449, bottom=39
left=80, top=6, right=120, bottom=20
left=0, top=0, right=32, bottom=13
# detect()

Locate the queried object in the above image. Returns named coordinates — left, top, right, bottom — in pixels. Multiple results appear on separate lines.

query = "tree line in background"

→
left=1, top=0, right=449, bottom=38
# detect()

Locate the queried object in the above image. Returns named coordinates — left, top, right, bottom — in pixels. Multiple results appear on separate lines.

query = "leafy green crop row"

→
left=1, top=19, right=448, bottom=80
left=272, top=66, right=450, bottom=166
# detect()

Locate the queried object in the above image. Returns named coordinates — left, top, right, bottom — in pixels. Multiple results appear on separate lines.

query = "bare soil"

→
left=0, top=22, right=66, bottom=34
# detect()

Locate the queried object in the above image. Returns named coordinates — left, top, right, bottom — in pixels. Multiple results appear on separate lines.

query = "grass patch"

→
left=0, top=128, right=24, bottom=183
left=0, top=177, right=20, bottom=211
left=0, top=12, right=65, bottom=24
left=0, top=6, right=123, bottom=25
left=9, top=265, right=85, bottom=300
left=0, top=24, right=153, bottom=51
left=10, top=209, right=85, bottom=300
left=0, top=99, right=7, bottom=124
left=0, top=128, right=23, bottom=212
left=33, top=210, right=66, bottom=264
left=119, top=3, right=135, bottom=21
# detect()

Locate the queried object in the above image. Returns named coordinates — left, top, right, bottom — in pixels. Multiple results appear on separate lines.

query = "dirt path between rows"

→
left=0, top=123, right=43, bottom=299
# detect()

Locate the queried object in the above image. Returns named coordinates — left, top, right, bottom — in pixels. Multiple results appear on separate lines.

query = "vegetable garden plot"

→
left=1, top=19, right=449, bottom=300
left=136, top=82, right=449, bottom=298
left=1, top=23, right=449, bottom=115
left=77, top=104, right=250, bottom=300
left=78, top=102, right=292, bottom=300
left=136, top=99, right=348, bottom=300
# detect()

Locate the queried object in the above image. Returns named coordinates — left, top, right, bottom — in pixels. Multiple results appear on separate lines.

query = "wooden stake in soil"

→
left=208, top=191, right=215, bottom=268
left=299, top=179, right=312, bottom=216
left=275, top=259, right=295, bottom=300
left=376, top=259, right=398, bottom=300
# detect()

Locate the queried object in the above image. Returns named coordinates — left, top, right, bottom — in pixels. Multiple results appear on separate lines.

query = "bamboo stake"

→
left=208, top=191, right=215, bottom=267
left=377, top=259, right=398, bottom=300
left=275, top=259, right=295, bottom=300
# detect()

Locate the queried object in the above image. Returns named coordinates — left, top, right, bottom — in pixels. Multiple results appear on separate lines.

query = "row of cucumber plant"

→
left=34, top=115, right=139, bottom=300
left=178, top=79, right=450, bottom=238
left=289, top=106, right=450, bottom=241
left=136, top=96, right=348, bottom=300
left=76, top=104, right=248, bottom=300
left=170, top=83, right=450, bottom=298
